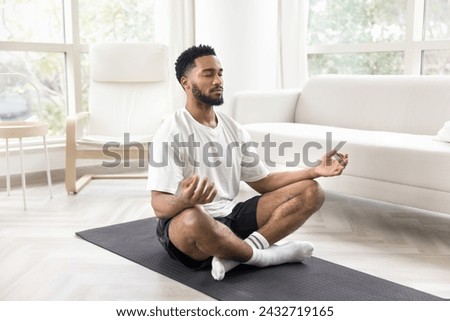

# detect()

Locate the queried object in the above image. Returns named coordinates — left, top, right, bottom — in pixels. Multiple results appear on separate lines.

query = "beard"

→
left=192, top=84, right=224, bottom=106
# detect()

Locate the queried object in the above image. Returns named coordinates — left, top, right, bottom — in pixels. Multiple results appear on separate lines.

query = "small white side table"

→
left=0, top=121, right=52, bottom=210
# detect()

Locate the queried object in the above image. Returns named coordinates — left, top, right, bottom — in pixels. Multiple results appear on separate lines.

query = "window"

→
left=78, top=0, right=155, bottom=111
left=309, top=52, right=405, bottom=75
left=0, top=0, right=66, bottom=138
left=422, top=0, right=450, bottom=74
left=307, top=0, right=450, bottom=76
left=422, top=50, right=450, bottom=74
left=0, top=0, right=64, bottom=43
left=424, top=0, right=450, bottom=40
left=0, top=51, right=66, bottom=136
left=308, top=0, right=407, bottom=45
left=0, top=0, right=156, bottom=140
left=78, top=0, right=155, bottom=44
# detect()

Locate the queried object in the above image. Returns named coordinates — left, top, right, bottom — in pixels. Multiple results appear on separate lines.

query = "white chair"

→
left=65, top=43, right=169, bottom=194
left=0, top=73, right=52, bottom=210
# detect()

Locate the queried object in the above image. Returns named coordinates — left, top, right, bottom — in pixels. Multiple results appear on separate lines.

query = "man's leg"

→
left=211, top=179, right=324, bottom=279
left=256, top=179, right=325, bottom=244
left=168, top=205, right=254, bottom=263
left=168, top=199, right=321, bottom=277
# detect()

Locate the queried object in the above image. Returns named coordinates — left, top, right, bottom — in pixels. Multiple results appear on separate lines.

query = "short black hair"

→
left=175, top=44, right=216, bottom=83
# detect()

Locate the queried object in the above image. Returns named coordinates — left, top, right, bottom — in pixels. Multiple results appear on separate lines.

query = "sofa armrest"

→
left=229, top=89, right=301, bottom=124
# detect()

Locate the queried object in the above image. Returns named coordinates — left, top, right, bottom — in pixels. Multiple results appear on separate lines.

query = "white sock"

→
left=245, top=232, right=270, bottom=250
left=211, top=231, right=269, bottom=281
left=246, top=241, right=314, bottom=268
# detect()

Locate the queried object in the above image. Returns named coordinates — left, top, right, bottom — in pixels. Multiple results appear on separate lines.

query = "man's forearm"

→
left=151, top=192, right=192, bottom=219
left=249, top=167, right=320, bottom=194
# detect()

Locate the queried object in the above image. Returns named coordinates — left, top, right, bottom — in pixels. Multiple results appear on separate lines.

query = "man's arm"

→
left=151, top=175, right=217, bottom=219
left=247, top=149, right=348, bottom=194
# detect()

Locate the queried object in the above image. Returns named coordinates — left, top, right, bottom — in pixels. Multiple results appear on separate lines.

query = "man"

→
left=148, top=44, right=348, bottom=281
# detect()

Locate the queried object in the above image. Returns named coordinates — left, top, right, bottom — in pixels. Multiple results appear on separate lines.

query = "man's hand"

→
left=151, top=175, right=217, bottom=219
left=179, top=175, right=217, bottom=208
left=312, top=149, right=349, bottom=178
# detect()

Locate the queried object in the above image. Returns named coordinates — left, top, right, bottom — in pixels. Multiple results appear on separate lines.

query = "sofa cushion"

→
left=436, top=121, right=450, bottom=142
left=295, top=75, right=450, bottom=136
left=244, top=122, right=450, bottom=193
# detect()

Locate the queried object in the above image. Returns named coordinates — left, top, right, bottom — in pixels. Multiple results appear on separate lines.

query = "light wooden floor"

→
left=1, top=176, right=449, bottom=300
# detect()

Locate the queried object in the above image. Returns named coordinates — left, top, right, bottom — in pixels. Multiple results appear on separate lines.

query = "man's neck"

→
left=186, top=103, right=218, bottom=128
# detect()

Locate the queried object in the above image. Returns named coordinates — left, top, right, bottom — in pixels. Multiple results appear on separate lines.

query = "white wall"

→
left=195, top=0, right=278, bottom=114
left=0, top=145, right=103, bottom=177
left=0, top=145, right=65, bottom=176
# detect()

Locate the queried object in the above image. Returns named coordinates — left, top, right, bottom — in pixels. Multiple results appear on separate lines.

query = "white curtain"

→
left=154, top=0, right=309, bottom=110
left=277, top=0, right=310, bottom=89
left=155, top=0, right=196, bottom=112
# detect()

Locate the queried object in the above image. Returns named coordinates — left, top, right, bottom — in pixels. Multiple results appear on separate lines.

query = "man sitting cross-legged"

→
left=148, top=44, right=349, bottom=281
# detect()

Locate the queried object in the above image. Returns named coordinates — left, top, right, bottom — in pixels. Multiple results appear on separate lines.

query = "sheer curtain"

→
left=155, top=0, right=196, bottom=112
left=155, top=0, right=309, bottom=111
left=277, top=0, right=310, bottom=89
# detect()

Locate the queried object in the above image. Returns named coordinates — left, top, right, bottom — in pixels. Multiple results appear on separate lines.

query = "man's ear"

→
left=181, top=76, right=189, bottom=91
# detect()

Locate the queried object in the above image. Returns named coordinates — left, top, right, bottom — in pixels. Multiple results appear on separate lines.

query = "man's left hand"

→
left=312, top=149, right=349, bottom=178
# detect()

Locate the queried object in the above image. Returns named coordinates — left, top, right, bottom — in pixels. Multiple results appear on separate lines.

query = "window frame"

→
left=0, top=0, right=84, bottom=146
left=0, top=0, right=158, bottom=146
left=307, top=0, right=450, bottom=75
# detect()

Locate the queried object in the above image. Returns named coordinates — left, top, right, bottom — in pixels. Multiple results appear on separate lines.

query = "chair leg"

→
left=5, top=138, right=10, bottom=196
left=19, top=137, right=27, bottom=210
left=65, top=142, right=77, bottom=194
left=42, top=135, right=53, bottom=198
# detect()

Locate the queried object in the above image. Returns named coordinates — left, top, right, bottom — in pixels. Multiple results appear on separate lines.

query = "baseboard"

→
left=0, top=162, right=148, bottom=189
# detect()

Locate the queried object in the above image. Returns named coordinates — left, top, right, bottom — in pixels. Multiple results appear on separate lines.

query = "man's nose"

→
left=213, top=74, right=223, bottom=85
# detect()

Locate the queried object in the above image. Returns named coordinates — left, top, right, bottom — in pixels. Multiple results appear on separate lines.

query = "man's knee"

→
left=173, top=206, right=231, bottom=250
left=177, top=205, right=211, bottom=232
left=303, top=179, right=325, bottom=212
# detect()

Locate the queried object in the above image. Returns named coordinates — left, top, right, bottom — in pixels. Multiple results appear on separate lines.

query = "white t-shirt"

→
left=147, top=107, right=269, bottom=217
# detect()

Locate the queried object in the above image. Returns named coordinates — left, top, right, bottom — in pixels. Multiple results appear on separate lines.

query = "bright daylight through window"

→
left=308, top=0, right=450, bottom=76
left=0, top=0, right=155, bottom=141
left=0, top=0, right=449, bottom=141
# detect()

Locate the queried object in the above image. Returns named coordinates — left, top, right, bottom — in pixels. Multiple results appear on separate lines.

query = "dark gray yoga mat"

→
left=76, top=217, right=444, bottom=301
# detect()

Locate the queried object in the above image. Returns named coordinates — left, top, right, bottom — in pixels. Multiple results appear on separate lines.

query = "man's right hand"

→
left=179, top=175, right=217, bottom=207
left=150, top=175, right=217, bottom=219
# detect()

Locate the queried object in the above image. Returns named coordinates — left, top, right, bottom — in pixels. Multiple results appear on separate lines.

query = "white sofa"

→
left=229, top=75, right=450, bottom=214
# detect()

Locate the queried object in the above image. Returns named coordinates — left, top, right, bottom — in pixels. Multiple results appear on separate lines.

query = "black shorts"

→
left=156, top=195, right=261, bottom=270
